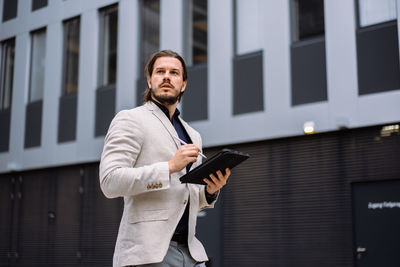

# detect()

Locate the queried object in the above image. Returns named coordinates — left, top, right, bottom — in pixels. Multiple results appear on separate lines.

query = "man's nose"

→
left=163, top=72, right=171, bottom=80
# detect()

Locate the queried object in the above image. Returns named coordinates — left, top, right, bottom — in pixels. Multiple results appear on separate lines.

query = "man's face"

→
left=147, top=56, right=187, bottom=105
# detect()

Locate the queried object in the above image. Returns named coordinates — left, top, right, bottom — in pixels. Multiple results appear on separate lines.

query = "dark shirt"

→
left=151, top=99, right=216, bottom=236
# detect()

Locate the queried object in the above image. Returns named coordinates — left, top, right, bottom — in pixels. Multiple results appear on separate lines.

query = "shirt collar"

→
left=151, top=99, right=180, bottom=121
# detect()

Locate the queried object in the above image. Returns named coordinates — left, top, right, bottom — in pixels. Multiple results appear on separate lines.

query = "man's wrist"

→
left=168, top=160, right=176, bottom=174
left=205, top=188, right=218, bottom=204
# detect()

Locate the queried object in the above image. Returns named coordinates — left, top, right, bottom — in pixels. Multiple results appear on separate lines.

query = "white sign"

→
left=368, top=202, right=400, bottom=209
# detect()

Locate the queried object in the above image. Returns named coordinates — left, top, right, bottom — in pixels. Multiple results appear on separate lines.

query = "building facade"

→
left=0, top=0, right=399, bottom=266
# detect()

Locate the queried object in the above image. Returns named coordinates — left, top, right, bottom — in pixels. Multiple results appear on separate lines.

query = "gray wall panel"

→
left=233, top=51, right=264, bottom=115
left=32, top=0, right=48, bottom=11
left=182, top=64, right=208, bottom=122
left=291, top=37, right=327, bottom=105
left=95, top=85, right=116, bottom=137
left=357, top=22, right=400, bottom=95
left=136, top=77, right=147, bottom=107
left=2, top=0, right=18, bottom=22
left=0, top=109, right=11, bottom=152
left=24, top=100, right=43, bottom=148
left=57, top=93, right=77, bottom=143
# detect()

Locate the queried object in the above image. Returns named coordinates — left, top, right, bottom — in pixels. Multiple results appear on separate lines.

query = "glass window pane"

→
left=292, top=0, right=325, bottom=41
left=235, top=0, right=263, bottom=55
left=139, top=0, right=160, bottom=74
left=62, top=17, right=80, bottom=95
left=0, top=38, right=15, bottom=110
left=192, top=0, right=207, bottom=64
left=359, top=0, right=397, bottom=27
left=29, top=29, right=46, bottom=102
left=184, top=0, right=208, bottom=65
left=99, top=6, right=118, bottom=87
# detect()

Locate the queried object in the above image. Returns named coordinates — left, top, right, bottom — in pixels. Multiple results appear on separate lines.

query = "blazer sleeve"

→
left=194, top=133, right=220, bottom=210
left=99, top=110, right=170, bottom=198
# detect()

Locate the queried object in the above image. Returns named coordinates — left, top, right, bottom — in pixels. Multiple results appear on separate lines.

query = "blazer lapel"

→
left=145, top=102, right=181, bottom=149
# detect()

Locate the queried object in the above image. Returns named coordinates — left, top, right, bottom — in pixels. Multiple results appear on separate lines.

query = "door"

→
left=352, top=180, right=400, bottom=267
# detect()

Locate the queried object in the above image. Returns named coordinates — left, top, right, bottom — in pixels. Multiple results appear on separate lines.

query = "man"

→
left=99, top=50, right=230, bottom=267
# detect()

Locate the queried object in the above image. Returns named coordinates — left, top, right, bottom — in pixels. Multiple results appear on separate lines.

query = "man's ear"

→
left=181, top=80, right=187, bottom=93
left=147, top=77, right=151, bottom=89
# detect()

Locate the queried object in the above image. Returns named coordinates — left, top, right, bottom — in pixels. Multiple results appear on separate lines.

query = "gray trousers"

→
left=130, top=241, right=206, bottom=267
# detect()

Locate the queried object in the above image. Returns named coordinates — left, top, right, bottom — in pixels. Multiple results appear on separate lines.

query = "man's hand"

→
left=169, top=144, right=200, bottom=174
left=203, top=168, right=231, bottom=195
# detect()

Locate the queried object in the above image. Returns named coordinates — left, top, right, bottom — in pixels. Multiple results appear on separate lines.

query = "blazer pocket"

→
left=128, top=209, right=169, bottom=224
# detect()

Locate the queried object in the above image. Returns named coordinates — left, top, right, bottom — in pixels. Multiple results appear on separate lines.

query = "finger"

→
left=182, top=144, right=200, bottom=151
left=182, top=149, right=200, bottom=157
left=203, top=178, right=213, bottom=187
left=182, top=149, right=201, bottom=157
left=224, top=168, right=231, bottom=179
left=216, top=170, right=224, bottom=179
left=217, top=170, right=226, bottom=187
left=209, top=173, right=224, bottom=187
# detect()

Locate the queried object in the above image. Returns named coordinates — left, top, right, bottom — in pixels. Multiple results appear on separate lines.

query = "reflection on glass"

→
left=139, top=0, right=160, bottom=73
left=99, top=5, right=118, bottom=87
left=29, top=29, right=46, bottom=103
left=0, top=38, right=15, bottom=110
left=62, top=17, right=80, bottom=95
left=292, top=0, right=324, bottom=42
left=359, top=0, right=397, bottom=27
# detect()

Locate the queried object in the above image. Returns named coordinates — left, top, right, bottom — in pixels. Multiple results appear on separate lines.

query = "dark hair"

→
left=143, top=50, right=188, bottom=103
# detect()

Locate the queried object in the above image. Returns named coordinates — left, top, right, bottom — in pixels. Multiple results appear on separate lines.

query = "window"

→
left=138, top=0, right=160, bottom=73
left=184, top=0, right=208, bottom=65
left=356, top=0, right=400, bottom=95
left=358, top=0, right=397, bottom=27
left=62, top=17, right=80, bottom=95
left=98, top=5, right=118, bottom=87
left=2, top=0, right=18, bottom=22
left=233, top=0, right=263, bottom=56
left=29, top=29, right=46, bottom=103
left=291, top=0, right=325, bottom=41
left=32, top=0, right=48, bottom=11
left=290, top=0, right=327, bottom=105
left=0, top=38, right=15, bottom=110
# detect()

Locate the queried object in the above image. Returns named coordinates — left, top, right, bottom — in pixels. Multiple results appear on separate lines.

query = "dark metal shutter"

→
left=0, top=163, right=123, bottom=266
left=215, top=124, right=399, bottom=267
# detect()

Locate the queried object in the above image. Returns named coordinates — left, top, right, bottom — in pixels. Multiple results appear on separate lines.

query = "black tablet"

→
left=179, top=149, right=250, bottom=185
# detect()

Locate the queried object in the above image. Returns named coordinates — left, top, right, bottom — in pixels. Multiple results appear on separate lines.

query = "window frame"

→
left=28, top=28, right=47, bottom=103
left=184, top=0, right=208, bottom=66
left=98, top=4, right=118, bottom=88
left=0, top=38, right=16, bottom=110
left=138, top=0, right=160, bottom=75
left=61, top=16, right=81, bottom=96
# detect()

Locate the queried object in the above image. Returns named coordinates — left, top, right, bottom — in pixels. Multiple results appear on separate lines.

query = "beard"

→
left=151, top=82, right=182, bottom=105
left=152, top=91, right=179, bottom=105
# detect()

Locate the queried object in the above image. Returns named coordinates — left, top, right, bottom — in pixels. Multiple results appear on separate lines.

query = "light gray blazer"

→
left=99, top=101, right=216, bottom=267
